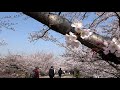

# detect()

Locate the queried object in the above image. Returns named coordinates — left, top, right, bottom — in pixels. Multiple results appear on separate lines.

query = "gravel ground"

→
left=39, top=74, right=74, bottom=78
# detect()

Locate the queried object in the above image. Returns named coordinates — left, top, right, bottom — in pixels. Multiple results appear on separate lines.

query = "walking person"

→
left=58, top=68, right=63, bottom=78
left=33, top=67, right=40, bottom=78
left=49, top=66, right=55, bottom=78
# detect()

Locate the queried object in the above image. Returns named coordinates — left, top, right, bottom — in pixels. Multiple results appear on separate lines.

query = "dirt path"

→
left=39, top=74, right=74, bottom=78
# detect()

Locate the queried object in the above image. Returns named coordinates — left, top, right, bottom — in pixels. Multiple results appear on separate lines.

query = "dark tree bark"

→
left=23, top=12, right=120, bottom=64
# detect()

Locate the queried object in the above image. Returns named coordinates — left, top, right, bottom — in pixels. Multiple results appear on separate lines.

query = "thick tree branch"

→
left=23, top=12, right=120, bottom=64
left=23, top=12, right=72, bottom=35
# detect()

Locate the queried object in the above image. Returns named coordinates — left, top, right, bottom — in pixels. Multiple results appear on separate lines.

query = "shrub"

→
left=40, top=71, right=47, bottom=76
left=73, top=68, right=81, bottom=78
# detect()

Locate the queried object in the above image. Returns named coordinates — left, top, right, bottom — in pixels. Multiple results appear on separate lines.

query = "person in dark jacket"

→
left=49, top=66, right=55, bottom=78
left=58, top=68, right=63, bottom=78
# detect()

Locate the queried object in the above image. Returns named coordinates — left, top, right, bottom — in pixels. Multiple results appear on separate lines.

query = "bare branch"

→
left=114, top=12, right=120, bottom=28
left=29, top=28, right=50, bottom=42
left=89, top=12, right=105, bottom=28
left=0, top=40, right=7, bottom=46
left=38, top=28, right=50, bottom=39
left=58, top=12, right=61, bottom=16
left=114, top=12, right=120, bottom=19
left=107, top=61, right=120, bottom=71
left=81, top=12, right=87, bottom=20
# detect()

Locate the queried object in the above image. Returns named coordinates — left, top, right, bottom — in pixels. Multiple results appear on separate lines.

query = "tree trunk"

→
left=23, top=12, right=120, bottom=64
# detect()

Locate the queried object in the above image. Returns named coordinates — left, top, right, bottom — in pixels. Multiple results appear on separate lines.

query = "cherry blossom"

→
left=71, top=21, right=83, bottom=29
left=103, top=37, right=120, bottom=57
left=112, top=38, right=118, bottom=44
left=71, top=21, right=93, bottom=39
left=115, top=50, right=120, bottom=57
left=71, top=40, right=80, bottom=48
left=103, top=48, right=110, bottom=55
left=65, top=32, right=80, bottom=49
left=109, top=42, right=117, bottom=53
left=71, top=21, right=83, bottom=33
left=65, top=34, right=71, bottom=46
left=81, top=29, right=93, bottom=39
left=67, top=21, right=93, bottom=49
left=103, top=40, right=109, bottom=47
left=116, top=44, right=120, bottom=50
left=69, top=32, right=77, bottom=41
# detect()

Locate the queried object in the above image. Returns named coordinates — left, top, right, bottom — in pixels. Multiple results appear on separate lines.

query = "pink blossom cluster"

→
left=65, top=32, right=80, bottom=48
left=103, top=38, right=120, bottom=57
left=65, top=21, right=93, bottom=49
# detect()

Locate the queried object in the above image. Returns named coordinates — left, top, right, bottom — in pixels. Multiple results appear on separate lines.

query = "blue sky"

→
left=0, top=12, right=65, bottom=56
left=0, top=12, right=113, bottom=57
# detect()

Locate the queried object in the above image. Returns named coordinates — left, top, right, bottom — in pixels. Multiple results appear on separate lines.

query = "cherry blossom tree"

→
left=0, top=12, right=120, bottom=78
left=23, top=12, right=120, bottom=64
left=22, top=12, right=120, bottom=78
left=0, top=51, right=57, bottom=78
